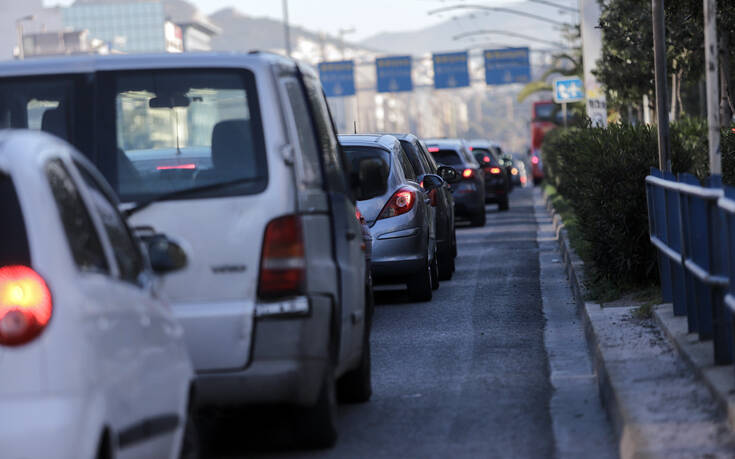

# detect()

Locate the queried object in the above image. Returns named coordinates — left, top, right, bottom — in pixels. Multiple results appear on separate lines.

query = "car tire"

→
left=337, top=285, right=373, bottom=404
left=407, top=258, right=433, bottom=302
left=499, top=195, right=510, bottom=212
left=470, top=210, right=486, bottom=227
left=438, top=247, right=454, bottom=281
left=298, top=364, right=338, bottom=449
left=452, top=230, right=457, bottom=259
left=430, top=253, right=440, bottom=290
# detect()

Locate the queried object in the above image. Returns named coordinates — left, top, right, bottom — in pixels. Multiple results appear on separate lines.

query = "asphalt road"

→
left=210, top=187, right=616, bottom=458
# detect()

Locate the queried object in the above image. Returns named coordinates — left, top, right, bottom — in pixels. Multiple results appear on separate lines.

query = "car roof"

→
left=0, top=51, right=307, bottom=78
left=338, top=134, right=400, bottom=150
left=468, top=139, right=500, bottom=149
left=423, top=138, right=467, bottom=150
left=382, top=133, right=419, bottom=143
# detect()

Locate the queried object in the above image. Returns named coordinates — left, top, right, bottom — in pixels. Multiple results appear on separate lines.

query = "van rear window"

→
left=430, top=149, right=463, bottom=166
left=0, top=173, right=31, bottom=267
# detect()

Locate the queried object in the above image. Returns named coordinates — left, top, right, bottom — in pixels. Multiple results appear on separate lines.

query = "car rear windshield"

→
left=342, top=145, right=391, bottom=177
left=430, top=149, right=463, bottom=166
left=0, top=172, right=31, bottom=266
left=0, top=69, right=267, bottom=203
left=472, top=149, right=500, bottom=166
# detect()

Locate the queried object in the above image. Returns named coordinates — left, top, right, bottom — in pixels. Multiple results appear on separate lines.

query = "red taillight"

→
left=468, top=146, right=474, bottom=151
left=156, top=164, right=197, bottom=170
left=531, top=156, right=540, bottom=165
left=483, top=155, right=491, bottom=163
left=0, top=266, right=52, bottom=347
left=428, top=147, right=440, bottom=153
left=258, top=215, right=305, bottom=299
left=378, top=188, right=416, bottom=220
left=462, top=168, right=474, bottom=178
left=489, top=167, right=502, bottom=175
left=355, top=208, right=365, bottom=224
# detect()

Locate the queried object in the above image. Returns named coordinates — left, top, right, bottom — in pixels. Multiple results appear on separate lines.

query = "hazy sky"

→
left=41, top=0, right=523, bottom=41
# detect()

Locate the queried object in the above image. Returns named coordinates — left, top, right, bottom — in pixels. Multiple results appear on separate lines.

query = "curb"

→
left=652, top=306, right=735, bottom=431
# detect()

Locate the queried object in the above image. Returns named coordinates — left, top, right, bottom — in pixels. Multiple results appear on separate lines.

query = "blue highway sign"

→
left=484, top=47, right=531, bottom=85
left=376, top=56, right=413, bottom=93
left=319, top=60, right=356, bottom=97
left=553, top=77, right=584, bottom=103
left=433, top=52, right=470, bottom=89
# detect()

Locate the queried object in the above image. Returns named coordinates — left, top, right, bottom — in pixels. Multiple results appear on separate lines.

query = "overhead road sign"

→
left=319, top=60, right=356, bottom=97
left=433, top=52, right=470, bottom=89
left=553, top=76, right=584, bottom=103
left=376, top=56, right=413, bottom=93
left=484, top=47, right=531, bottom=85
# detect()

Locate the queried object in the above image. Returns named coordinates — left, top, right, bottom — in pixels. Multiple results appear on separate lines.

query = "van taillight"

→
left=0, top=266, right=52, bottom=346
left=257, top=215, right=305, bottom=300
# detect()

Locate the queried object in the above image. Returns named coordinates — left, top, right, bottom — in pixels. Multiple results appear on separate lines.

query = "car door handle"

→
left=346, top=230, right=357, bottom=241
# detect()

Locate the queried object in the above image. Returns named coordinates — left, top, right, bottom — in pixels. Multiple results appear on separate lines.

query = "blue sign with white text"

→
left=319, top=60, right=356, bottom=97
left=433, top=52, right=470, bottom=89
left=484, top=47, right=531, bottom=85
left=376, top=56, right=413, bottom=93
left=553, top=77, right=584, bottom=103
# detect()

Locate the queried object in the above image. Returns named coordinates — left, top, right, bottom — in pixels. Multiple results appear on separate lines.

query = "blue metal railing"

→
left=646, top=169, right=734, bottom=365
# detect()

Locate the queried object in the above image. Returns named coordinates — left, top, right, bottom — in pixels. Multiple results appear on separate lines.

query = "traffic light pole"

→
left=651, top=0, right=671, bottom=172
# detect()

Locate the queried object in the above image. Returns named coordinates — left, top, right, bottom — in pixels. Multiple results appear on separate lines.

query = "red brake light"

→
left=531, top=156, right=540, bottom=165
left=156, top=164, right=197, bottom=171
left=378, top=188, right=416, bottom=220
left=355, top=208, right=365, bottom=224
left=462, top=168, right=474, bottom=178
left=468, top=146, right=474, bottom=151
left=489, top=167, right=501, bottom=175
left=0, top=266, right=52, bottom=347
left=428, top=147, right=440, bottom=153
left=258, top=215, right=305, bottom=299
left=483, top=155, right=491, bottom=163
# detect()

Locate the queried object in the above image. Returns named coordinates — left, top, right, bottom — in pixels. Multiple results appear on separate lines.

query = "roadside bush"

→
left=542, top=122, right=707, bottom=290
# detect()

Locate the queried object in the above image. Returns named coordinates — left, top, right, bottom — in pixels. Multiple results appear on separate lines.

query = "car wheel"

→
left=438, top=246, right=454, bottom=281
left=452, top=230, right=457, bottom=259
left=337, top=284, right=373, bottom=403
left=470, top=210, right=486, bottom=227
left=430, top=252, right=440, bottom=290
left=407, top=258, right=433, bottom=302
left=298, top=364, right=338, bottom=449
left=499, top=195, right=509, bottom=212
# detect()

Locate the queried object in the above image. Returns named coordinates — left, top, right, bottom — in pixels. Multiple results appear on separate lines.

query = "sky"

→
left=41, top=0, right=523, bottom=41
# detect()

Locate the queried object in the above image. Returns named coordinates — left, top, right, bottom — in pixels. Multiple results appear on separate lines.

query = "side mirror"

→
left=437, top=165, right=460, bottom=184
left=143, top=234, right=188, bottom=274
left=421, top=174, right=445, bottom=191
left=353, top=158, right=388, bottom=201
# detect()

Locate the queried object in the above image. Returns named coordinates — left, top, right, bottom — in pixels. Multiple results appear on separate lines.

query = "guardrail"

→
left=645, top=168, right=734, bottom=365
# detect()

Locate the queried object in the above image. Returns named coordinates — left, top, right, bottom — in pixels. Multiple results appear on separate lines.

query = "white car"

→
left=0, top=131, right=195, bottom=459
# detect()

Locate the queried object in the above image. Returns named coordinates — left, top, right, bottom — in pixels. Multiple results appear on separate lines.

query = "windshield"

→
left=0, top=70, right=267, bottom=203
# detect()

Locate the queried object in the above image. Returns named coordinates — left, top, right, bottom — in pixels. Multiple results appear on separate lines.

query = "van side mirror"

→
left=353, top=158, right=388, bottom=201
left=142, top=234, right=188, bottom=274
left=437, top=165, right=460, bottom=184
left=421, top=174, right=445, bottom=191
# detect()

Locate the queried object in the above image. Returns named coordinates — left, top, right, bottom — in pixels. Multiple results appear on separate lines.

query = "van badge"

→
left=211, top=265, right=247, bottom=274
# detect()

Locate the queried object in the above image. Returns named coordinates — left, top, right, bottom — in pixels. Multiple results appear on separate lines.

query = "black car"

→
left=393, top=133, right=459, bottom=280
left=468, top=142, right=510, bottom=211
left=424, top=138, right=486, bottom=227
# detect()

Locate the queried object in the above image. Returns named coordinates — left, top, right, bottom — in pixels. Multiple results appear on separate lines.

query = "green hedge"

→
left=542, top=121, right=734, bottom=289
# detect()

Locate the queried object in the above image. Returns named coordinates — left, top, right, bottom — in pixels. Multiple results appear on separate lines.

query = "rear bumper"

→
left=453, top=193, right=485, bottom=217
left=193, top=295, right=332, bottom=408
left=0, top=394, right=99, bottom=459
left=369, top=225, right=427, bottom=282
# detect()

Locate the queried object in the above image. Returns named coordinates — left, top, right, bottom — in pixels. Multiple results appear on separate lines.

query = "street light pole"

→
left=704, top=0, right=721, bottom=174
left=651, top=0, right=671, bottom=172
left=282, top=0, right=292, bottom=57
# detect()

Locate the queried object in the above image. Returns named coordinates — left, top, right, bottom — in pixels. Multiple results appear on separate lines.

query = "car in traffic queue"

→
left=424, top=138, right=486, bottom=227
left=340, top=134, right=443, bottom=301
left=467, top=140, right=510, bottom=211
left=391, top=133, right=460, bottom=280
left=0, top=52, right=388, bottom=448
left=0, top=130, right=195, bottom=459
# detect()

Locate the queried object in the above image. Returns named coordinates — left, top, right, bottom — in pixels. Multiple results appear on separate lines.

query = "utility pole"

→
left=704, top=0, right=721, bottom=174
left=651, top=0, right=671, bottom=172
left=282, top=0, right=292, bottom=57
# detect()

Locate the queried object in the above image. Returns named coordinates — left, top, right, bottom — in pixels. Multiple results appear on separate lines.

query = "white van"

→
left=0, top=52, right=387, bottom=446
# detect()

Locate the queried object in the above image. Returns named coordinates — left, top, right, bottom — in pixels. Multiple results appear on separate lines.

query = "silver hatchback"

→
left=340, top=135, right=445, bottom=302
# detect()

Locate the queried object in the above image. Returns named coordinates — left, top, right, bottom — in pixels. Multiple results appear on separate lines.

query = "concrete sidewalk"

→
left=537, top=188, right=735, bottom=458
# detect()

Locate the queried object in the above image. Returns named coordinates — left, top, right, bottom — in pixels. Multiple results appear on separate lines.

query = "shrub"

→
left=542, top=122, right=710, bottom=289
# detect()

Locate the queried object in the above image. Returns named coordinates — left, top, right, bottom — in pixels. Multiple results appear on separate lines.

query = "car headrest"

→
left=41, top=108, right=68, bottom=141
left=211, top=119, right=252, bottom=171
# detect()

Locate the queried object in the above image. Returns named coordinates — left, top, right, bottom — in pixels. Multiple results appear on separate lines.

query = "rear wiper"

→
left=123, top=177, right=260, bottom=217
